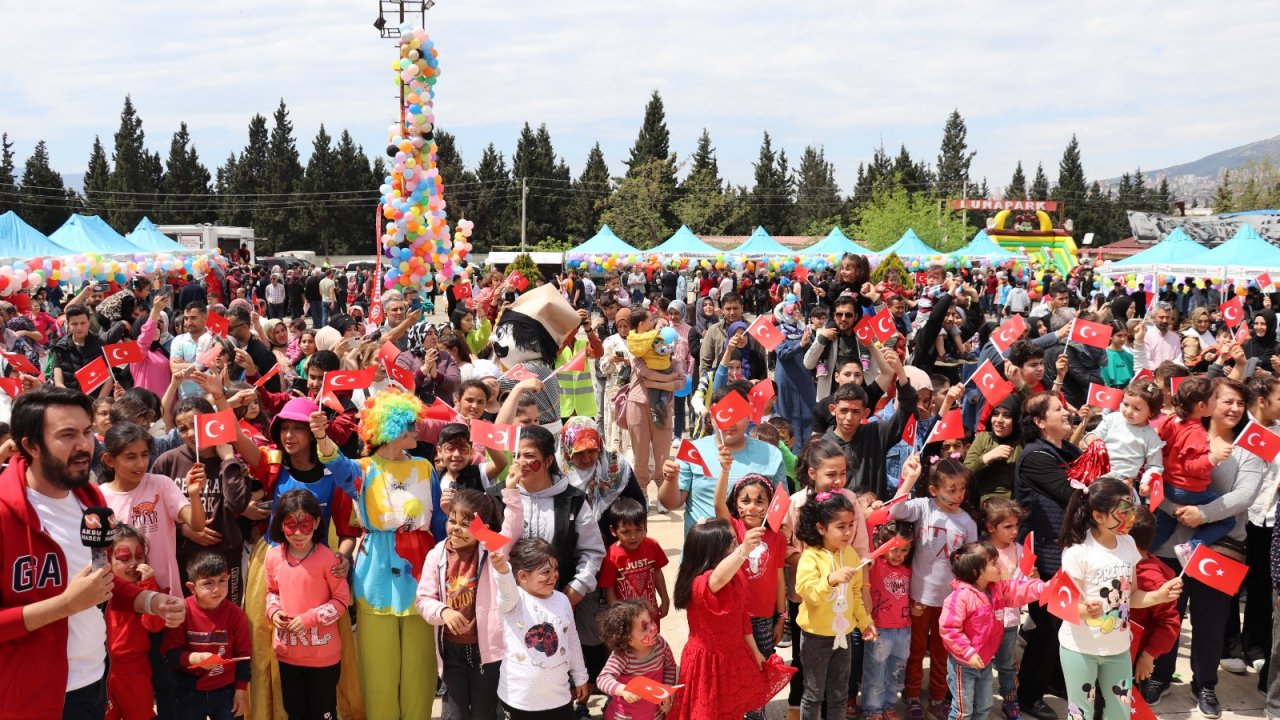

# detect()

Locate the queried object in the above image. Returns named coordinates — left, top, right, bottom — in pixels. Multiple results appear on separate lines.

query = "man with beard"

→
left=696, top=292, right=767, bottom=381
left=0, top=388, right=185, bottom=719
left=1141, top=301, right=1184, bottom=371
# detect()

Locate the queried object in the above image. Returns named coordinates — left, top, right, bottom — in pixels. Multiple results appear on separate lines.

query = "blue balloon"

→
left=674, top=374, right=694, bottom=398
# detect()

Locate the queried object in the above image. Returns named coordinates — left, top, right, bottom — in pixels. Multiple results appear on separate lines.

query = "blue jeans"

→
left=176, top=685, right=234, bottom=720
left=947, top=658, right=993, bottom=720
left=995, top=625, right=1019, bottom=699
left=862, top=626, right=910, bottom=714
left=1152, top=485, right=1235, bottom=551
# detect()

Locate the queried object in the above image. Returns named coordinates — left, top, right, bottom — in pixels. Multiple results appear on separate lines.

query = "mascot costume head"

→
left=493, top=283, right=581, bottom=433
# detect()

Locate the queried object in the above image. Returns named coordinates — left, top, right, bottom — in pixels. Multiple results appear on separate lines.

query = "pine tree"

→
left=469, top=143, right=514, bottom=251
left=82, top=137, right=111, bottom=216
left=1053, top=135, right=1086, bottom=209
left=935, top=109, right=975, bottom=198
left=512, top=124, right=572, bottom=243
left=852, top=145, right=894, bottom=206
left=1130, top=169, right=1147, bottom=209
left=331, top=130, right=378, bottom=256
left=221, top=114, right=269, bottom=228
left=624, top=91, right=677, bottom=228
left=598, top=159, right=674, bottom=249
left=298, top=125, right=339, bottom=255
left=567, top=143, right=611, bottom=240
left=430, top=129, right=474, bottom=225
left=1212, top=170, right=1234, bottom=213
left=1030, top=163, right=1050, bottom=200
left=684, top=129, right=722, bottom=192
left=260, top=100, right=304, bottom=253
left=0, top=133, right=15, bottom=216
left=792, top=145, right=842, bottom=234
left=673, top=131, right=744, bottom=235
left=1154, top=177, right=1173, bottom=213
left=748, top=132, right=792, bottom=233
left=1006, top=162, right=1027, bottom=200
left=106, top=95, right=161, bottom=231
left=160, top=123, right=211, bottom=224
left=19, top=141, right=73, bottom=234
left=891, top=145, right=932, bottom=195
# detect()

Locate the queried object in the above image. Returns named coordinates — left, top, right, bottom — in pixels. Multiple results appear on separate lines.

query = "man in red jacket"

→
left=0, top=388, right=126, bottom=719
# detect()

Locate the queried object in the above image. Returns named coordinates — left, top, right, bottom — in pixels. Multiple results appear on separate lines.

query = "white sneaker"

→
left=1253, top=658, right=1267, bottom=673
left=1221, top=657, right=1247, bottom=674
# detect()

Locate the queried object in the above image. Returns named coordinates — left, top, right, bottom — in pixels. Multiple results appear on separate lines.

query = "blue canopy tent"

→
left=651, top=225, right=721, bottom=256
left=0, top=211, right=75, bottom=259
left=732, top=227, right=793, bottom=256
left=803, top=227, right=872, bottom=256
left=878, top=228, right=940, bottom=258
left=566, top=225, right=640, bottom=256
left=1176, top=223, right=1280, bottom=275
left=1102, top=227, right=1208, bottom=275
left=947, top=230, right=1024, bottom=262
left=126, top=217, right=189, bottom=253
left=49, top=215, right=138, bottom=255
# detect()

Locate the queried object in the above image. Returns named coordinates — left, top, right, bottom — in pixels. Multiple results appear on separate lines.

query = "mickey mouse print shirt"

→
left=1058, top=531, right=1141, bottom=657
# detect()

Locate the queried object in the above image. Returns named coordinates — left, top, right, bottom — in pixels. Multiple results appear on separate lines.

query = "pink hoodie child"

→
left=938, top=577, right=1043, bottom=666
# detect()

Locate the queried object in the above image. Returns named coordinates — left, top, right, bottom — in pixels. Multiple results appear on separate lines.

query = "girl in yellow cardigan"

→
left=795, top=491, right=877, bottom=720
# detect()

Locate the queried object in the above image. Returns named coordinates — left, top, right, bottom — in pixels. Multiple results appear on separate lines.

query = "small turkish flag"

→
left=901, top=413, right=918, bottom=445
left=1169, top=375, right=1188, bottom=396
left=1144, top=291, right=1154, bottom=309
left=676, top=438, right=711, bottom=476
left=1148, top=472, right=1165, bottom=511
left=990, top=315, right=1026, bottom=355
left=253, top=363, right=281, bottom=389
left=1068, top=318, right=1112, bottom=349
left=623, top=676, right=680, bottom=705
left=747, top=315, right=783, bottom=352
left=1234, top=420, right=1280, bottom=463
left=379, top=341, right=400, bottom=366
left=205, top=312, right=229, bottom=338
left=1134, top=368, right=1154, bottom=382
left=766, top=485, right=791, bottom=532
left=1040, top=570, right=1082, bottom=625
left=452, top=283, right=472, bottom=300
left=368, top=295, right=383, bottom=325
left=508, top=271, right=530, bottom=292
left=504, top=364, right=538, bottom=382
left=0, top=377, right=20, bottom=399
left=1236, top=323, right=1251, bottom=345
left=470, top=420, right=518, bottom=452
left=1220, top=297, right=1245, bottom=329
left=195, top=408, right=238, bottom=448
left=866, top=494, right=908, bottom=528
left=972, top=359, right=1013, bottom=406
left=926, top=409, right=965, bottom=443
left=103, top=340, right=143, bottom=367
left=710, top=391, right=752, bottom=430
left=384, top=359, right=415, bottom=392
left=870, top=308, right=897, bottom=343
left=469, top=515, right=512, bottom=552
left=1130, top=688, right=1159, bottom=720
left=553, top=348, right=587, bottom=375
left=1183, top=543, right=1248, bottom=596
left=1258, top=272, right=1274, bottom=290
left=75, top=356, right=110, bottom=394
left=319, top=391, right=345, bottom=413
left=0, top=351, right=38, bottom=375
left=1086, top=383, right=1123, bottom=412
left=864, top=535, right=910, bottom=563
left=853, top=318, right=876, bottom=345
left=794, top=266, right=810, bottom=283
left=323, top=367, right=376, bottom=394
left=1019, top=532, right=1037, bottom=577
left=198, top=343, right=223, bottom=369
left=749, top=379, right=775, bottom=423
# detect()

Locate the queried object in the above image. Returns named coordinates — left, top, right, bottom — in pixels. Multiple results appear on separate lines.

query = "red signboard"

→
left=947, top=199, right=1060, bottom=212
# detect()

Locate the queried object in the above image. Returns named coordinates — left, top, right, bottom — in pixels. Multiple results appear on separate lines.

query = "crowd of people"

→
left=3, top=250, right=1280, bottom=720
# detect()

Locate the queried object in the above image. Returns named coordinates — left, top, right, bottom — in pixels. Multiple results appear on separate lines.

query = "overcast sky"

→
left=4, top=0, right=1280, bottom=196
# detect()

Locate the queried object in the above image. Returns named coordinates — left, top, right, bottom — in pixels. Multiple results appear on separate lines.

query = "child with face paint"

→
left=889, top=458, right=979, bottom=720
left=595, top=599, right=679, bottom=720
left=1056, top=478, right=1183, bottom=720
left=263, top=490, right=350, bottom=720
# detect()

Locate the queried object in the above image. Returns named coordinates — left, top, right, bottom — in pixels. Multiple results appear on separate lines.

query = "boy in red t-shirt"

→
left=1128, top=507, right=1183, bottom=706
left=598, top=497, right=670, bottom=622
left=162, top=553, right=252, bottom=718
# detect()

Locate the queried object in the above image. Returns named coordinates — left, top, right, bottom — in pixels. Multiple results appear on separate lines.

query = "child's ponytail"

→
left=1059, top=477, right=1131, bottom=549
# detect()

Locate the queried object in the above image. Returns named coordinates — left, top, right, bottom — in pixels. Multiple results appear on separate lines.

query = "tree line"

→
left=0, top=93, right=1178, bottom=256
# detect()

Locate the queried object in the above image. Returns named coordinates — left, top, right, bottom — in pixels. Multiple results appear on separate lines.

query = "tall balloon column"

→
left=379, top=26, right=472, bottom=291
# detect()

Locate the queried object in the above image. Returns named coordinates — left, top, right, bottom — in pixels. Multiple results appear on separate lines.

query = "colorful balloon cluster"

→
left=378, top=26, right=472, bottom=291
left=0, top=252, right=225, bottom=296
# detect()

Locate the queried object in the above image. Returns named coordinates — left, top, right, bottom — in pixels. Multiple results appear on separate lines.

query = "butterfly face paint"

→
left=283, top=514, right=317, bottom=536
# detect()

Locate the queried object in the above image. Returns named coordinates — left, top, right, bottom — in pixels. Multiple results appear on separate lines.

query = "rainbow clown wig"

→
left=357, top=387, right=428, bottom=449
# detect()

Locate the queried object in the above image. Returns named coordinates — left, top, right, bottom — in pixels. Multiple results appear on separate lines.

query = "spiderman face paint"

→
left=283, top=514, right=316, bottom=536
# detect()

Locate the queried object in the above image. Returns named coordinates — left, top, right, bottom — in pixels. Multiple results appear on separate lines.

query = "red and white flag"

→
left=504, top=364, right=538, bottom=382
left=709, top=391, right=752, bottom=430
left=971, top=359, right=1013, bottom=406
left=553, top=348, right=587, bottom=375
left=468, top=516, right=512, bottom=552
left=866, top=494, right=908, bottom=528
left=103, top=340, right=143, bottom=367
left=1019, top=533, right=1037, bottom=577
left=623, top=676, right=681, bottom=705
left=379, top=341, right=400, bottom=366
left=926, top=409, right=964, bottom=444
left=1086, top=383, right=1123, bottom=412
left=747, top=315, right=783, bottom=352
left=853, top=318, right=876, bottom=345
left=1068, top=318, right=1112, bottom=349
left=384, top=359, right=415, bottom=392
left=1134, top=368, right=1154, bottom=382
left=749, top=379, right=775, bottom=423
left=901, top=413, right=918, bottom=445
left=870, top=308, right=897, bottom=343
left=205, top=312, right=229, bottom=338
left=197, top=343, right=223, bottom=369
left=253, top=363, right=281, bottom=389
left=1220, top=297, right=1245, bottom=329
left=676, top=438, right=711, bottom=476
left=1148, top=472, right=1165, bottom=511
left=1170, top=375, right=1188, bottom=396
left=75, top=356, right=111, bottom=394
left=0, top=377, right=21, bottom=399
left=1235, top=420, right=1280, bottom=463
left=322, top=367, right=376, bottom=394
left=451, top=283, right=472, bottom=300
left=766, top=486, right=791, bottom=532
left=0, top=351, right=39, bottom=375
left=990, top=315, right=1026, bottom=355
left=195, top=409, right=238, bottom=448
left=470, top=420, right=518, bottom=452
left=1258, top=272, right=1274, bottom=290
left=1183, top=543, right=1248, bottom=596
left=863, top=535, right=910, bottom=564
left=508, top=271, right=530, bottom=292
left=1040, top=570, right=1082, bottom=625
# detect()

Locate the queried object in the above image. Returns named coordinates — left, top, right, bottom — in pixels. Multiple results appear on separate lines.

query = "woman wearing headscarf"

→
left=1107, top=294, right=1134, bottom=326
left=1243, top=308, right=1280, bottom=372
left=1181, top=307, right=1216, bottom=350
left=964, top=394, right=1023, bottom=506
left=397, top=321, right=460, bottom=406
left=260, top=318, right=298, bottom=386
left=771, top=294, right=817, bottom=442
left=128, top=291, right=175, bottom=395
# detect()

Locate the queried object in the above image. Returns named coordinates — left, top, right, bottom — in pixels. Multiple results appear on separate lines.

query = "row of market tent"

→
left=1103, top=224, right=1280, bottom=278
left=567, top=224, right=1026, bottom=262
left=0, top=211, right=192, bottom=260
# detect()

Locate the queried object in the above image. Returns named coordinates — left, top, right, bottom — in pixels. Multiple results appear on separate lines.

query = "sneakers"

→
left=1023, top=699, right=1057, bottom=720
left=574, top=702, right=593, bottom=719
left=1221, top=657, right=1247, bottom=674
left=1139, top=678, right=1169, bottom=706
left=883, top=708, right=900, bottom=720
left=1192, top=683, right=1221, bottom=718
left=959, top=353, right=978, bottom=364
left=935, top=355, right=961, bottom=367
left=926, top=699, right=950, bottom=720
left=776, top=624, right=793, bottom=649
left=846, top=698, right=861, bottom=718
left=1002, top=700, right=1022, bottom=720
left=907, top=700, right=925, bottom=720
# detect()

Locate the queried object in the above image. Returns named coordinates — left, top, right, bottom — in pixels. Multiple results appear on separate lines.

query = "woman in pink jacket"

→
left=415, top=479, right=523, bottom=720
left=128, top=292, right=175, bottom=395
left=939, top=542, right=1044, bottom=720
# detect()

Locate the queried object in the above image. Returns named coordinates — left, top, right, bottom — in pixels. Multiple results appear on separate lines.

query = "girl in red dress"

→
left=669, top=518, right=796, bottom=720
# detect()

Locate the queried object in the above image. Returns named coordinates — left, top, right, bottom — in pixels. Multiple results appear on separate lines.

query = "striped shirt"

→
left=596, top=635, right=678, bottom=720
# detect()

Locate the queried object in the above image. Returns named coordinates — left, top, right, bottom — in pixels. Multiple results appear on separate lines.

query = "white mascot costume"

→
left=493, top=283, right=581, bottom=434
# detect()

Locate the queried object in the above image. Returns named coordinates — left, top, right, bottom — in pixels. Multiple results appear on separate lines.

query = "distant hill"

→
left=1153, top=134, right=1280, bottom=179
